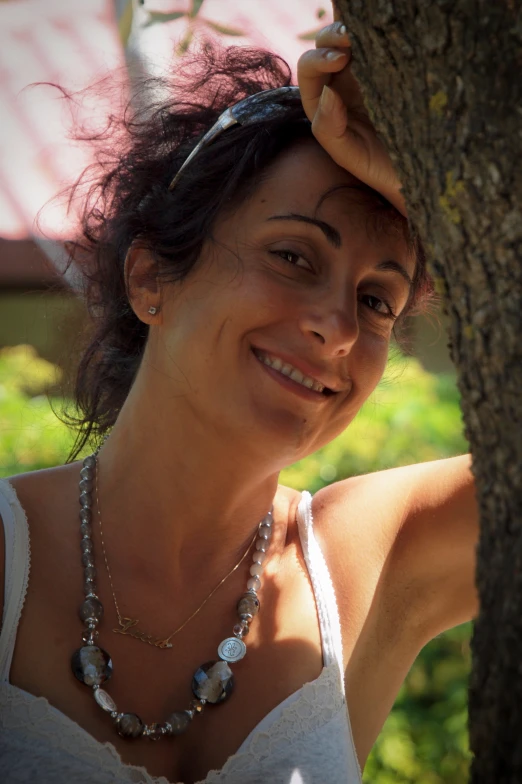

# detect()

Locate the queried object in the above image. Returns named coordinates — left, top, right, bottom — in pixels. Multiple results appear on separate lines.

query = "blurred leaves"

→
left=0, top=345, right=79, bottom=474
left=0, top=345, right=472, bottom=780
left=0, top=344, right=61, bottom=396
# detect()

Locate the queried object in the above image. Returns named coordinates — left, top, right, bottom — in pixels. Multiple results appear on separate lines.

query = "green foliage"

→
left=0, top=345, right=80, bottom=474
left=364, top=623, right=472, bottom=783
left=0, top=345, right=472, bottom=781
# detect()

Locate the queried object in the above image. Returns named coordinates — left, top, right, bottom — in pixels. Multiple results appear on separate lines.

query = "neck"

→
left=93, top=378, right=287, bottom=590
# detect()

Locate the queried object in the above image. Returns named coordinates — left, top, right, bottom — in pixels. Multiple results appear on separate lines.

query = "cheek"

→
left=333, top=336, right=389, bottom=427
left=354, top=333, right=390, bottom=393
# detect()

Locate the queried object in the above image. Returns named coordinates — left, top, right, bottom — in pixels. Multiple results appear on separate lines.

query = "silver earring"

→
left=148, top=306, right=158, bottom=315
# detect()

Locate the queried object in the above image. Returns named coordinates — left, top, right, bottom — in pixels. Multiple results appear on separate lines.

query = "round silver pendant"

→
left=217, top=637, right=247, bottom=663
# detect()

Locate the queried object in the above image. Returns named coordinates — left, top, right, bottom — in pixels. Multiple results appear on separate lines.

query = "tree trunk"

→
left=335, top=0, right=522, bottom=780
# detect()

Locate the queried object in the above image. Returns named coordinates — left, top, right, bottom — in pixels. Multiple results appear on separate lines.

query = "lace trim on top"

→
left=204, top=663, right=347, bottom=779
left=0, top=662, right=349, bottom=783
left=0, top=478, right=31, bottom=682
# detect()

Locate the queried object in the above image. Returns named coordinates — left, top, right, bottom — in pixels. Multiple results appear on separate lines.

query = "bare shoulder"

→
left=311, top=454, right=478, bottom=643
left=5, top=462, right=80, bottom=497
left=3, top=463, right=82, bottom=526
left=0, top=463, right=83, bottom=596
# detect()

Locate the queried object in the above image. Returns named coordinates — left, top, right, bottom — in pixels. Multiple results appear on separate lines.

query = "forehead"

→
left=237, top=140, right=408, bottom=252
left=257, top=140, right=360, bottom=207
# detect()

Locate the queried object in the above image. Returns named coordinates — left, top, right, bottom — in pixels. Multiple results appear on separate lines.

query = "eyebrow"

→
left=266, top=212, right=413, bottom=289
left=266, top=213, right=341, bottom=249
left=375, top=260, right=413, bottom=289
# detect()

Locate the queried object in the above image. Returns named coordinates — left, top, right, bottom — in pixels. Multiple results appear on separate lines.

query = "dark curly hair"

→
left=57, top=45, right=431, bottom=462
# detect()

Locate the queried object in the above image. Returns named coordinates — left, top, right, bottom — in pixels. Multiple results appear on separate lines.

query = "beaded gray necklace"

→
left=71, top=448, right=274, bottom=741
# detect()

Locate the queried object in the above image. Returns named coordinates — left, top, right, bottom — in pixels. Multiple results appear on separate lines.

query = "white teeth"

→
left=289, top=368, right=305, bottom=385
left=256, top=351, right=325, bottom=394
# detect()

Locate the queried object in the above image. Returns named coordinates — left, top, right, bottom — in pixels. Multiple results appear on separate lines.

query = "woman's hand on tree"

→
left=297, top=21, right=407, bottom=217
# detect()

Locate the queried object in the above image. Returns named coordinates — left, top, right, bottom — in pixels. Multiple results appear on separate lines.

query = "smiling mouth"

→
left=252, top=348, right=336, bottom=396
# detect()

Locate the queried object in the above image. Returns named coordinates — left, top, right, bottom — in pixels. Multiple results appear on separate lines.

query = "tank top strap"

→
left=296, top=490, right=345, bottom=690
left=0, top=478, right=31, bottom=683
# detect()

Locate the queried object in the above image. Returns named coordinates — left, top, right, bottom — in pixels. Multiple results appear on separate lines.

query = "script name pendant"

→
left=112, top=617, right=174, bottom=649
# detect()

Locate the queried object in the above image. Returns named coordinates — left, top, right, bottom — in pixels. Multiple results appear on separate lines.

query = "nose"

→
left=299, top=294, right=359, bottom=358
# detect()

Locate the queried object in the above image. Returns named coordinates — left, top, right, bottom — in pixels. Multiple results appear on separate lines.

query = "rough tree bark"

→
left=335, top=0, right=522, bottom=780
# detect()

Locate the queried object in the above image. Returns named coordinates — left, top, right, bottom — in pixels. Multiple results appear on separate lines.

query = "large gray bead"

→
left=79, top=477, right=93, bottom=493
left=117, top=712, right=143, bottom=738
left=192, top=660, right=234, bottom=704
left=166, top=711, right=191, bottom=735
left=79, top=597, right=104, bottom=623
left=237, top=593, right=260, bottom=617
left=83, top=455, right=96, bottom=469
left=71, top=645, right=112, bottom=686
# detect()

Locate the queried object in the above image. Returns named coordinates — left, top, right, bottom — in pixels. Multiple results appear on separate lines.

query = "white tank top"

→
left=0, top=478, right=362, bottom=783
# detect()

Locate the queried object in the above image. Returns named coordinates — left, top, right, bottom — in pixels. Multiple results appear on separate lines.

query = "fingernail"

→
left=338, top=24, right=347, bottom=35
left=325, top=49, right=346, bottom=61
left=320, top=85, right=335, bottom=112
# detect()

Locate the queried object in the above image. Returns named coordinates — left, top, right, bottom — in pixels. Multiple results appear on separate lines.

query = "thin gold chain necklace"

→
left=94, top=461, right=258, bottom=649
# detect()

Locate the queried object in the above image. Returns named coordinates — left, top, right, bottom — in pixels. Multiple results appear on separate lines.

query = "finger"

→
left=312, top=85, right=348, bottom=142
left=312, top=88, right=368, bottom=179
left=315, top=22, right=350, bottom=50
left=297, top=48, right=350, bottom=121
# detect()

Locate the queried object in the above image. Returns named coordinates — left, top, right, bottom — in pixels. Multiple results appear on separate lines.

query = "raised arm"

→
left=315, top=454, right=479, bottom=644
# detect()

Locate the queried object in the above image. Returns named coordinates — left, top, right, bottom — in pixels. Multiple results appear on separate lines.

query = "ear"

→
left=124, top=244, right=161, bottom=323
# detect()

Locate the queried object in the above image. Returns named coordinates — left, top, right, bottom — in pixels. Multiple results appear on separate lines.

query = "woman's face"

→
left=150, top=140, right=415, bottom=468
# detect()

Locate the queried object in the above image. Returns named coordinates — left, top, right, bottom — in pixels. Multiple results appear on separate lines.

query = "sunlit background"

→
left=0, top=1, right=471, bottom=781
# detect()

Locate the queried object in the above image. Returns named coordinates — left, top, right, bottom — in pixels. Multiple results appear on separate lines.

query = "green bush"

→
left=0, top=344, right=472, bottom=781
left=0, top=345, right=80, bottom=474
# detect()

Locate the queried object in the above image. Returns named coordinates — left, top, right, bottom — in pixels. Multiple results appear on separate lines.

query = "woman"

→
left=0, top=20, right=478, bottom=784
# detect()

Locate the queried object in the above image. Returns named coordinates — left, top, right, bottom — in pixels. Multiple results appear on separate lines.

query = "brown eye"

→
left=360, top=294, right=396, bottom=319
left=270, top=250, right=312, bottom=271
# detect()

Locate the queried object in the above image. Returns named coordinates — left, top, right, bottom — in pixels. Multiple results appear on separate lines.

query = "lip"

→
left=251, top=347, right=349, bottom=402
left=252, top=346, right=347, bottom=393
left=253, top=351, right=330, bottom=402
